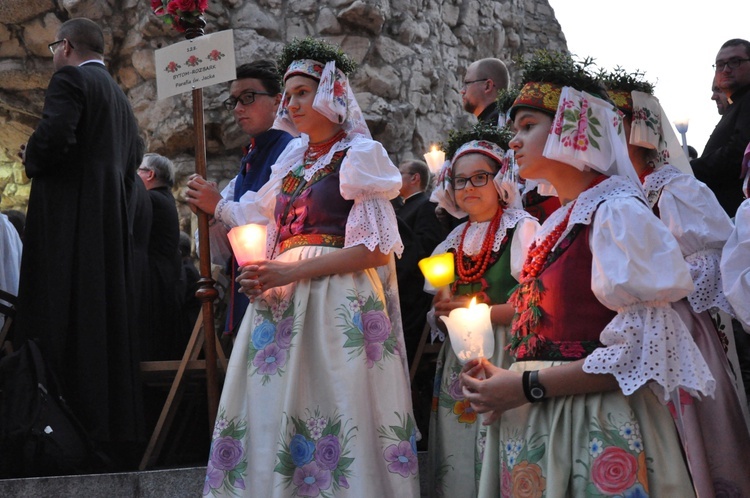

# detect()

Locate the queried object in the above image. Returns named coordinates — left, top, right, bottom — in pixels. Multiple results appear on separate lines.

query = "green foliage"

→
left=496, top=86, right=521, bottom=114
left=278, top=37, right=358, bottom=75
left=597, top=66, right=655, bottom=95
left=516, top=50, right=605, bottom=98
left=442, top=122, right=514, bottom=160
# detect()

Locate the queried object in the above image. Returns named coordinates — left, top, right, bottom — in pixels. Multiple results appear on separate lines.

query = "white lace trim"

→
left=439, top=208, right=532, bottom=255
left=583, top=302, right=715, bottom=400
left=345, top=195, right=403, bottom=257
left=535, top=176, right=645, bottom=245
left=685, top=249, right=734, bottom=315
left=642, top=164, right=680, bottom=193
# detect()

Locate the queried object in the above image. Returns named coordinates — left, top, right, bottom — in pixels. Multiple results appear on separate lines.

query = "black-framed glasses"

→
left=48, top=39, right=73, bottom=55
left=452, top=172, right=492, bottom=190
left=713, top=58, right=750, bottom=72
left=462, top=78, right=488, bottom=89
left=222, top=91, right=273, bottom=111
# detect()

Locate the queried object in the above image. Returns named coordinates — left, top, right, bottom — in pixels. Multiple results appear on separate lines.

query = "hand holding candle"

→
left=227, top=223, right=267, bottom=266
left=439, top=297, right=494, bottom=364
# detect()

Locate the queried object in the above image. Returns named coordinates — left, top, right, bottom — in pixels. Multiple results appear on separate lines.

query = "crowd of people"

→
left=3, top=14, right=750, bottom=498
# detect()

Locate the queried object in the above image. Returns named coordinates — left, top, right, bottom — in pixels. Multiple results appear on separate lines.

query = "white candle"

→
left=439, top=297, right=494, bottom=364
left=227, top=223, right=267, bottom=266
left=423, top=145, right=446, bottom=174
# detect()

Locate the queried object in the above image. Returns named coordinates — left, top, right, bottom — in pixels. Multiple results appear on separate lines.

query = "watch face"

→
left=530, top=386, right=545, bottom=400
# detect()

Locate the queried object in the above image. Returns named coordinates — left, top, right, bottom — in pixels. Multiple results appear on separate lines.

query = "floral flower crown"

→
left=509, top=50, right=606, bottom=120
left=598, top=67, right=654, bottom=116
left=151, top=0, right=208, bottom=33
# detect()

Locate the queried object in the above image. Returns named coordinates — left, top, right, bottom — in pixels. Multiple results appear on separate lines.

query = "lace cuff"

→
left=344, top=194, right=403, bottom=257
left=685, top=249, right=734, bottom=315
left=582, top=301, right=715, bottom=401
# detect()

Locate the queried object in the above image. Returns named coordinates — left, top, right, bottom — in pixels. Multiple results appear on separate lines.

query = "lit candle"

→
left=227, top=223, right=267, bottom=266
left=418, top=252, right=455, bottom=288
left=439, top=297, right=494, bottom=364
left=423, top=145, right=446, bottom=174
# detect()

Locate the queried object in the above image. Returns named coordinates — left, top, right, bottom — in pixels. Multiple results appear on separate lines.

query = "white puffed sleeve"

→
left=510, top=216, right=539, bottom=281
left=339, top=137, right=403, bottom=256
left=583, top=196, right=715, bottom=400
left=721, top=200, right=750, bottom=332
left=656, top=174, right=734, bottom=314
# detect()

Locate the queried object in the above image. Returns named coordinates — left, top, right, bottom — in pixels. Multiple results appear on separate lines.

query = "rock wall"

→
left=0, top=0, right=567, bottom=217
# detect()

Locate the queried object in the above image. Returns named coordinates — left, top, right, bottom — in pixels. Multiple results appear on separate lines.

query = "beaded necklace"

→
left=508, top=174, right=607, bottom=354
left=452, top=206, right=504, bottom=296
left=303, top=129, right=347, bottom=169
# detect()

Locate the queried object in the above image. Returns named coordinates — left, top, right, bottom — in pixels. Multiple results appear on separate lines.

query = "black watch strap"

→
left=522, top=370, right=546, bottom=403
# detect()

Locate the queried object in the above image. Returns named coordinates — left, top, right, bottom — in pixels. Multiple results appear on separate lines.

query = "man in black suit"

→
left=137, top=153, right=182, bottom=360
left=692, top=38, right=750, bottom=217
left=395, top=159, right=447, bottom=362
left=16, top=17, right=144, bottom=469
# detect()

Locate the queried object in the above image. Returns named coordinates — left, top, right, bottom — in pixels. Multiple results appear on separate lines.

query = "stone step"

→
left=0, top=452, right=430, bottom=497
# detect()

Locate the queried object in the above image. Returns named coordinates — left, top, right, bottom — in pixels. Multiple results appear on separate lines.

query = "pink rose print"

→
left=591, top=446, right=638, bottom=494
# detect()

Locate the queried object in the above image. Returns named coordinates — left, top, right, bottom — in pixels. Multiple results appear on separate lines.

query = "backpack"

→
left=0, top=340, right=105, bottom=477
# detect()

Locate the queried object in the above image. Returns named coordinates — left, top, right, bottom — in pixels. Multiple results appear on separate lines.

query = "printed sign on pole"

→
left=154, top=29, right=236, bottom=100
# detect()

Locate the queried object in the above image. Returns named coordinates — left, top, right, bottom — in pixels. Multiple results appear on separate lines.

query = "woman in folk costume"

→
left=497, top=87, right=561, bottom=226
left=425, top=124, right=538, bottom=497
left=460, top=52, right=714, bottom=497
left=202, top=38, right=418, bottom=498
left=606, top=70, right=750, bottom=497
left=721, top=143, right=750, bottom=386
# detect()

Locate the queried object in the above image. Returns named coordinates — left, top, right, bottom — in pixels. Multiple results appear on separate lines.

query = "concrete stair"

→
left=0, top=453, right=430, bottom=497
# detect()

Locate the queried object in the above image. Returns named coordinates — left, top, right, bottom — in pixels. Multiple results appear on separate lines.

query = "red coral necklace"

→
left=303, top=129, right=347, bottom=168
left=455, top=206, right=504, bottom=285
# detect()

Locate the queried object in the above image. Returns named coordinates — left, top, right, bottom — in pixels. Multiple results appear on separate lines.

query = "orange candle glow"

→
left=227, top=223, right=267, bottom=266
left=418, top=252, right=455, bottom=288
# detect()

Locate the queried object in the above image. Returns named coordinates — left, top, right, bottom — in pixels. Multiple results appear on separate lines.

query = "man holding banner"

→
left=186, top=60, right=293, bottom=336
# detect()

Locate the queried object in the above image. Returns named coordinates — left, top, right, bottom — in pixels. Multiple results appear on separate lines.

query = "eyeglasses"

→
left=452, top=172, right=492, bottom=190
left=137, top=167, right=151, bottom=173
left=713, top=58, right=750, bottom=72
left=222, top=91, right=273, bottom=111
left=48, top=39, right=74, bottom=55
left=462, top=78, right=488, bottom=89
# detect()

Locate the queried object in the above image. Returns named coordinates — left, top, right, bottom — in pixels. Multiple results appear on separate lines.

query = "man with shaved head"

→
left=460, top=57, right=510, bottom=125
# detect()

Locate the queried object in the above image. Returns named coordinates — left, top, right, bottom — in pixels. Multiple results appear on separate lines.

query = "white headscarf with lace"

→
left=629, top=91, right=693, bottom=176
left=543, top=86, right=643, bottom=191
left=274, top=59, right=371, bottom=139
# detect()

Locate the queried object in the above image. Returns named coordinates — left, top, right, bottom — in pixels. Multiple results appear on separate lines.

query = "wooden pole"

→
left=184, top=16, right=219, bottom=433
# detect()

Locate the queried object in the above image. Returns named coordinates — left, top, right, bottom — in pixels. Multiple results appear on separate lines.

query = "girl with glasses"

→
left=426, top=124, right=538, bottom=497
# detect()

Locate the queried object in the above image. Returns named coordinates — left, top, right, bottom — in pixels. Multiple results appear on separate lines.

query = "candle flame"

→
left=431, top=144, right=438, bottom=153
left=468, top=296, right=478, bottom=308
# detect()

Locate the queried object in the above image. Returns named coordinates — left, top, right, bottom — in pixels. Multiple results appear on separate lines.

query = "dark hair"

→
left=236, top=60, right=283, bottom=95
left=720, top=38, right=750, bottom=59
left=58, top=18, right=104, bottom=55
left=400, top=160, right=431, bottom=191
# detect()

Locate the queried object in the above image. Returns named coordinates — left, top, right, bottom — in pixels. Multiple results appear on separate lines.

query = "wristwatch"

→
left=522, top=370, right=546, bottom=403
